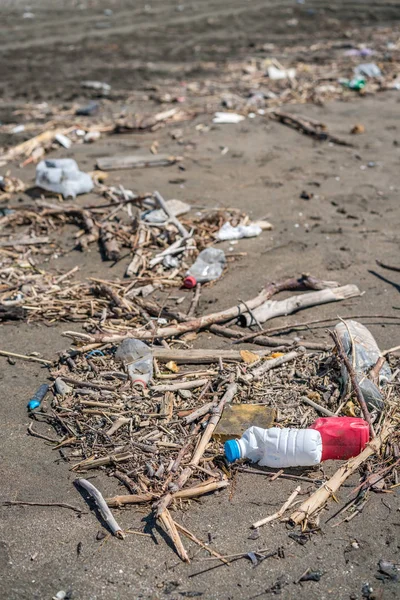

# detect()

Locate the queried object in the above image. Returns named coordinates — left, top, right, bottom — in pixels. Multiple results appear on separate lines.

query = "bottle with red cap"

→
left=224, top=417, right=369, bottom=468
left=183, top=247, right=226, bottom=289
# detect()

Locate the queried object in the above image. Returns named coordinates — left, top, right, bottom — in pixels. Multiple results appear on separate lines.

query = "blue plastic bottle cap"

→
left=224, top=439, right=241, bottom=463
left=27, top=400, right=40, bottom=411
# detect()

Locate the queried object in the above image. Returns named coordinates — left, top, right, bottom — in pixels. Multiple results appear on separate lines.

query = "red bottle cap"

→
left=183, top=275, right=197, bottom=289
left=311, top=417, right=369, bottom=461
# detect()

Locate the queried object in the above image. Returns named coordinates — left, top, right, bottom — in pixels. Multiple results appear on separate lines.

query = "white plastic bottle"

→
left=184, top=248, right=226, bottom=288
left=224, top=426, right=322, bottom=468
left=115, top=338, right=153, bottom=387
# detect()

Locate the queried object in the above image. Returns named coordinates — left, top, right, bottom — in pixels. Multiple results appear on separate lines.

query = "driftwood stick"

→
left=184, top=401, right=215, bottom=424
left=210, top=324, right=329, bottom=351
left=100, top=223, right=120, bottom=261
left=126, top=221, right=147, bottom=277
left=175, top=522, right=229, bottom=565
left=300, top=396, right=335, bottom=417
left=191, top=382, right=237, bottom=465
left=252, top=486, right=301, bottom=528
left=108, top=479, right=228, bottom=507
left=330, top=330, right=375, bottom=438
left=151, top=378, right=209, bottom=393
left=0, top=349, right=52, bottom=365
left=2, top=500, right=82, bottom=513
left=239, top=285, right=361, bottom=327
left=290, top=421, right=394, bottom=526
left=153, top=348, right=271, bottom=364
left=248, top=348, right=305, bottom=381
left=272, top=110, right=353, bottom=147
left=76, top=478, right=124, bottom=539
left=188, top=283, right=202, bottom=318
left=154, top=190, right=189, bottom=237
left=158, top=508, right=190, bottom=562
left=369, top=356, right=386, bottom=386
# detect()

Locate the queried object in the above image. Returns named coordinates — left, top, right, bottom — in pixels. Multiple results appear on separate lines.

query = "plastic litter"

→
left=115, top=338, right=153, bottom=387
left=75, top=101, right=99, bottom=116
left=55, top=133, right=72, bottom=149
left=267, top=65, right=296, bottom=80
left=334, top=320, right=391, bottom=411
left=84, top=131, right=101, bottom=143
left=213, top=112, right=245, bottom=124
left=344, top=48, right=374, bottom=57
left=339, top=76, right=366, bottom=90
left=184, top=247, right=226, bottom=288
left=217, top=222, right=262, bottom=241
left=36, top=159, right=94, bottom=199
left=27, top=383, right=49, bottom=411
left=224, top=417, right=369, bottom=468
left=142, top=199, right=191, bottom=223
left=54, top=378, right=73, bottom=396
left=354, top=63, right=382, bottom=78
left=11, top=124, right=25, bottom=134
left=81, top=80, right=111, bottom=95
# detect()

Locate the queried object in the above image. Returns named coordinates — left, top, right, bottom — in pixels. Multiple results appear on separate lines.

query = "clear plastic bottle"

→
left=184, top=248, right=226, bottom=288
left=224, top=417, right=369, bottom=468
left=334, top=320, right=391, bottom=411
left=36, top=159, right=93, bottom=199
left=115, top=338, right=153, bottom=387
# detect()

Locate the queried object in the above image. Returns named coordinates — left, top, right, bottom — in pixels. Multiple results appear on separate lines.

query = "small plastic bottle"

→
left=335, top=320, right=391, bottom=411
left=115, top=338, right=153, bottom=387
left=184, top=248, right=226, bottom=288
left=224, top=417, right=369, bottom=468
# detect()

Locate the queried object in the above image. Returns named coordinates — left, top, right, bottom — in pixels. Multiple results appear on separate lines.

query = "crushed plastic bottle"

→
left=224, top=417, right=369, bottom=468
left=339, top=76, right=366, bottom=91
left=334, top=320, right=391, bottom=411
left=216, top=222, right=262, bottom=241
left=354, top=63, right=382, bottom=78
left=36, top=159, right=93, bottom=199
left=115, top=338, right=153, bottom=387
left=183, top=247, right=226, bottom=288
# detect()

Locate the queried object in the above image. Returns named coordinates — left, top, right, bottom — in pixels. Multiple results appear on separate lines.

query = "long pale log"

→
left=152, top=348, right=271, bottom=364
left=290, top=421, right=393, bottom=525
left=62, top=275, right=331, bottom=343
left=240, top=285, right=361, bottom=327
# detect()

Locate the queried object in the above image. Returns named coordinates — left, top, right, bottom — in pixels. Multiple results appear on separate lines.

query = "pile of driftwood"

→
left=27, top=321, right=399, bottom=563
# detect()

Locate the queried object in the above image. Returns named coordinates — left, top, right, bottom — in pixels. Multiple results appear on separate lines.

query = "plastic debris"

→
left=354, top=63, right=382, bottom=78
left=84, top=131, right=101, bottom=143
left=267, top=65, right=296, bottom=80
left=115, top=338, right=153, bottom=387
left=55, top=133, right=72, bottom=149
left=36, top=159, right=94, bottom=199
left=143, top=199, right=191, bottom=223
left=216, top=222, right=262, bottom=241
left=81, top=80, right=111, bottom=95
left=334, top=320, right=391, bottom=411
left=54, top=378, right=73, bottom=396
left=75, top=101, right=99, bottom=116
left=224, top=417, right=369, bottom=467
left=184, top=247, right=226, bottom=288
left=27, top=384, right=49, bottom=411
left=213, top=112, right=245, bottom=124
